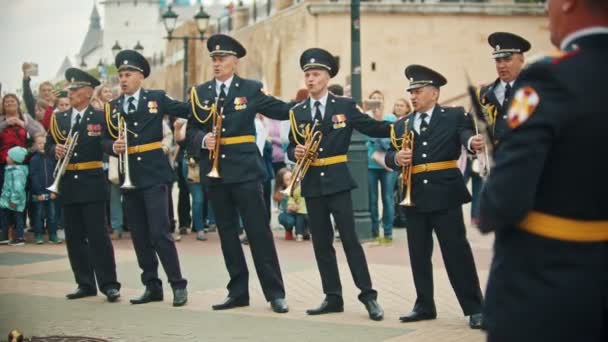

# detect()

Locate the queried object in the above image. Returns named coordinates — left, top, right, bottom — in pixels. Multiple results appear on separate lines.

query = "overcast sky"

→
left=0, top=0, right=101, bottom=94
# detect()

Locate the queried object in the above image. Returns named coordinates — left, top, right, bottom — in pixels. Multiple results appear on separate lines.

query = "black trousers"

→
left=404, top=206, right=483, bottom=315
left=306, top=191, right=377, bottom=302
left=64, top=201, right=120, bottom=294
left=208, top=180, right=285, bottom=301
left=124, top=184, right=187, bottom=290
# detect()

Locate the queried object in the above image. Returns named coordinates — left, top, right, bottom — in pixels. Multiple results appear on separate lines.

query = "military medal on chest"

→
left=332, top=114, right=347, bottom=129
left=148, top=100, right=158, bottom=114
left=234, top=97, right=248, bottom=110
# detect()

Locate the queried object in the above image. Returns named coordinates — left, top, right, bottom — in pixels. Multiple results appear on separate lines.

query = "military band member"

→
left=47, top=68, right=121, bottom=302
left=479, top=1, right=608, bottom=341
left=103, top=50, right=189, bottom=307
left=385, top=65, right=485, bottom=328
left=185, top=34, right=292, bottom=313
left=478, top=32, right=531, bottom=146
left=287, top=48, right=388, bottom=321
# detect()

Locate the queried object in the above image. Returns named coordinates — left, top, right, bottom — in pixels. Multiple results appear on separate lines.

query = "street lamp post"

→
left=348, top=0, right=373, bottom=241
left=162, top=5, right=210, bottom=100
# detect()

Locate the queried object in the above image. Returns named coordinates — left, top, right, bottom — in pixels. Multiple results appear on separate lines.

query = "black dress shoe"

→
left=399, top=310, right=437, bottom=322
left=363, top=299, right=384, bottom=321
left=130, top=288, right=163, bottom=304
left=212, top=296, right=249, bottom=310
left=306, top=299, right=344, bottom=315
left=270, top=298, right=289, bottom=313
left=66, top=287, right=97, bottom=300
left=173, top=288, right=188, bottom=307
left=105, top=288, right=121, bottom=302
left=469, top=313, right=484, bottom=329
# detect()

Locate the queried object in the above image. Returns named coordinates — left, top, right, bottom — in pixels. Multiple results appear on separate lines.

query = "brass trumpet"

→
left=47, top=126, right=79, bottom=194
left=399, top=118, right=415, bottom=207
left=118, top=114, right=135, bottom=189
left=207, top=104, right=224, bottom=178
left=282, top=121, right=322, bottom=196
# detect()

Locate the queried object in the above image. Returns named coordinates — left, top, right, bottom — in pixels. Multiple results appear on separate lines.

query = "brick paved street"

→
left=1, top=207, right=493, bottom=342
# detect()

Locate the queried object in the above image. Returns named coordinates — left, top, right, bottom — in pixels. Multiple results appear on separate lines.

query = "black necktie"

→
left=419, top=113, right=429, bottom=135
left=503, top=83, right=512, bottom=106
left=314, top=101, right=323, bottom=122
left=218, top=84, right=227, bottom=108
left=74, top=113, right=81, bottom=129
left=127, top=96, right=136, bottom=114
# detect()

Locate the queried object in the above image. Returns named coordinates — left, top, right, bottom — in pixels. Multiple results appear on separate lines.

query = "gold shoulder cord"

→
left=476, top=87, right=497, bottom=133
left=105, top=102, right=119, bottom=139
left=49, top=113, right=66, bottom=145
left=390, top=122, right=405, bottom=150
left=190, top=87, right=215, bottom=124
left=289, top=110, right=308, bottom=146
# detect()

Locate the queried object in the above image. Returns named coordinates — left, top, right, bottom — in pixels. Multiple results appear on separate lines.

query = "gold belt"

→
left=127, top=141, right=162, bottom=154
left=411, top=160, right=459, bottom=175
left=66, top=161, right=103, bottom=171
left=519, top=211, right=608, bottom=242
left=220, top=135, right=256, bottom=145
left=310, top=154, right=348, bottom=167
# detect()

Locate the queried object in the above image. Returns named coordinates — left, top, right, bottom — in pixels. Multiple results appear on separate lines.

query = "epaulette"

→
left=525, top=50, right=579, bottom=66
left=290, top=99, right=307, bottom=110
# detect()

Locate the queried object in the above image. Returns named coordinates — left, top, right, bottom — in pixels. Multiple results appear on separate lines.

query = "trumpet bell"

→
left=207, top=167, right=221, bottom=179
left=120, top=180, right=135, bottom=190
left=46, top=183, right=60, bottom=195
left=399, top=197, right=414, bottom=207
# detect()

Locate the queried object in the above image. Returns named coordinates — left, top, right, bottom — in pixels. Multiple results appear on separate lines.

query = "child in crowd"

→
left=29, top=132, right=60, bottom=244
left=0, top=146, right=29, bottom=246
left=273, top=168, right=309, bottom=242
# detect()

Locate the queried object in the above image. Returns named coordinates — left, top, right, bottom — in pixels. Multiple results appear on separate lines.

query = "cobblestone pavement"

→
left=1, top=209, right=493, bottom=342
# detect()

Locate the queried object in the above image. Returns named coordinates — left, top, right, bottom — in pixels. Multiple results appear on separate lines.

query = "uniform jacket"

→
left=102, top=88, right=189, bottom=189
left=46, top=105, right=107, bottom=204
left=287, top=93, right=391, bottom=198
left=385, top=105, right=475, bottom=212
left=186, top=74, right=292, bottom=185
left=478, top=33, right=608, bottom=341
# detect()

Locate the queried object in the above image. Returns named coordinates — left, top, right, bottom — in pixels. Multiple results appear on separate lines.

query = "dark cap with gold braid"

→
left=115, top=49, right=151, bottom=78
left=300, top=48, right=339, bottom=78
left=65, top=67, right=100, bottom=89
left=488, top=32, right=531, bottom=59
left=207, top=34, right=246, bottom=58
left=404, top=64, right=447, bottom=91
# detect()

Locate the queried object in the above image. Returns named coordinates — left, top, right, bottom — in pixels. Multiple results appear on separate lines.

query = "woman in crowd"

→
left=392, top=97, right=412, bottom=119
left=365, top=90, right=397, bottom=244
left=91, top=83, right=114, bottom=111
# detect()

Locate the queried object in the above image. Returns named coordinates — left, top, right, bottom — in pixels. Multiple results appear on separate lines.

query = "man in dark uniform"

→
left=385, top=65, right=485, bottom=328
left=103, top=50, right=189, bottom=307
left=477, top=32, right=531, bottom=147
left=185, top=34, right=292, bottom=313
left=479, top=1, right=608, bottom=341
left=47, top=68, right=120, bottom=302
left=287, top=48, right=387, bottom=321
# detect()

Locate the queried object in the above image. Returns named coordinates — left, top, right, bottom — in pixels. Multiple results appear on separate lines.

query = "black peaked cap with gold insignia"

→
left=65, top=68, right=100, bottom=89
left=207, top=34, right=247, bottom=58
left=115, top=49, right=150, bottom=78
left=404, top=64, right=447, bottom=91
left=300, top=48, right=339, bottom=78
left=488, top=32, right=531, bottom=59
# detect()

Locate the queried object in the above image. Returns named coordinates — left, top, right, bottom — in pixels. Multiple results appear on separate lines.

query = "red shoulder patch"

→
left=551, top=49, right=580, bottom=65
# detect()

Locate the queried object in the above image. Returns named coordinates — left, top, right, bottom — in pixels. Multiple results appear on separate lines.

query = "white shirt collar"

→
left=500, top=80, right=515, bottom=88
left=125, top=88, right=141, bottom=102
left=72, top=106, right=85, bottom=117
left=560, top=27, right=608, bottom=50
left=215, top=75, right=234, bottom=96
left=418, top=105, right=435, bottom=119
left=309, top=92, right=329, bottom=109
